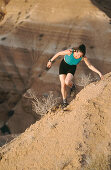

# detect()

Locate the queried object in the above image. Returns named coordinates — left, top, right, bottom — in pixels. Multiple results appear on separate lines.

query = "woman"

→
left=47, top=44, right=103, bottom=108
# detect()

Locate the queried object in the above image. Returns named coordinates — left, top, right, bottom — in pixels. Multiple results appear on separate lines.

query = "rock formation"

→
left=0, top=0, right=111, bottom=147
left=0, top=72, right=111, bottom=169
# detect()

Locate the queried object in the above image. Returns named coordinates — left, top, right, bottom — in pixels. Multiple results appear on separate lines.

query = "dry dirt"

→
left=0, top=0, right=111, bottom=135
left=0, top=0, right=111, bottom=165
left=0, top=72, right=111, bottom=170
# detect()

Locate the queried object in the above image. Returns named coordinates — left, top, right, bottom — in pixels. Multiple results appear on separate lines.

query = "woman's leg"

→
left=65, top=73, right=74, bottom=88
left=59, top=74, right=67, bottom=100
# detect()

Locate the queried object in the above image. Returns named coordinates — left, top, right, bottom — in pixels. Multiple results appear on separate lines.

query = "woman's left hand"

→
left=99, top=73, right=104, bottom=80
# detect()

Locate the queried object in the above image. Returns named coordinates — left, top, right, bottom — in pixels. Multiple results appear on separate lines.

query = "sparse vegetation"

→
left=24, top=89, right=58, bottom=116
left=75, top=73, right=98, bottom=87
left=85, top=154, right=111, bottom=170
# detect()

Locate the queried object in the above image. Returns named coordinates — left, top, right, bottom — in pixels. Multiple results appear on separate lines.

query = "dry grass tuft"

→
left=75, top=73, right=98, bottom=87
left=24, top=89, right=58, bottom=116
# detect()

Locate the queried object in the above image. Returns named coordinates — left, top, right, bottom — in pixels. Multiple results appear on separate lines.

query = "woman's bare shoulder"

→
left=81, top=56, right=87, bottom=61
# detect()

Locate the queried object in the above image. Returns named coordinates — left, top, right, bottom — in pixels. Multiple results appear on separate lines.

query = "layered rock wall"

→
left=0, top=0, right=111, bottom=139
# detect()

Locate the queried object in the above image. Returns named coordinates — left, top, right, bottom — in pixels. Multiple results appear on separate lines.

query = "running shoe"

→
left=70, top=84, right=76, bottom=97
left=61, top=99, right=68, bottom=109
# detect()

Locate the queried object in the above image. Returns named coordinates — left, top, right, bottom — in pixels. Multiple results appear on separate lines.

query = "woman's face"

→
left=74, top=50, right=83, bottom=58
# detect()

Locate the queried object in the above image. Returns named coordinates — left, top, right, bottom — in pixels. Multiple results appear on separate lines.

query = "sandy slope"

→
left=0, top=0, right=111, bottom=162
left=0, top=0, right=111, bottom=134
left=0, top=72, right=111, bottom=170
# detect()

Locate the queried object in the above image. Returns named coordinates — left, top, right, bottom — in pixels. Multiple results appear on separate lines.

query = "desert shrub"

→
left=75, top=73, right=98, bottom=87
left=24, top=89, right=58, bottom=116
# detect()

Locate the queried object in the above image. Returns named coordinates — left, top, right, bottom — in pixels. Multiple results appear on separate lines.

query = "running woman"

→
left=47, top=44, right=103, bottom=108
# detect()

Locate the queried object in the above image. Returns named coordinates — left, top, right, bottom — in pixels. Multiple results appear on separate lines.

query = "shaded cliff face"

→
left=0, top=72, right=111, bottom=170
left=0, top=0, right=111, bottom=93
left=0, top=0, right=111, bottom=138
left=91, top=0, right=111, bottom=18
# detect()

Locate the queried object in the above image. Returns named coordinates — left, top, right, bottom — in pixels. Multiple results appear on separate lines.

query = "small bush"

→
left=75, top=73, right=98, bottom=87
left=24, top=89, right=58, bottom=116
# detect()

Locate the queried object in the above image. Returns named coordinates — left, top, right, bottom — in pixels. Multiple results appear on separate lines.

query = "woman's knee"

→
left=65, top=79, right=70, bottom=86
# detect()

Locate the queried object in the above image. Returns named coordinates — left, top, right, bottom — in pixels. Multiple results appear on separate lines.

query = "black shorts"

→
left=59, top=59, right=77, bottom=75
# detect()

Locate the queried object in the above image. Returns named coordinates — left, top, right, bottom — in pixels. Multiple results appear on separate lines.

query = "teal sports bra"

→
left=64, top=50, right=82, bottom=65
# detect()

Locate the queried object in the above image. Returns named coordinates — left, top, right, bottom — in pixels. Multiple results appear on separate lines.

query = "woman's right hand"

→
left=47, top=61, right=52, bottom=68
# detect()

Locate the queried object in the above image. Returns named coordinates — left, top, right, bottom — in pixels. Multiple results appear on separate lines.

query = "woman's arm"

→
left=83, top=56, right=103, bottom=79
left=47, top=49, right=71, bottom=68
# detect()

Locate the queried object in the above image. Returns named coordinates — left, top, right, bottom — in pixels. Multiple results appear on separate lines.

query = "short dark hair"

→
left=72, top=44, right=86, bottom=56
left=78, top=44, right=86, bottom=56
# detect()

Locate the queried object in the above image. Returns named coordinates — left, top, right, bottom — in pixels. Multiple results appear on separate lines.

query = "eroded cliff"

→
left=0, top=72, right=111, bottom=170
left=0, top=0, right=111, bottom=145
